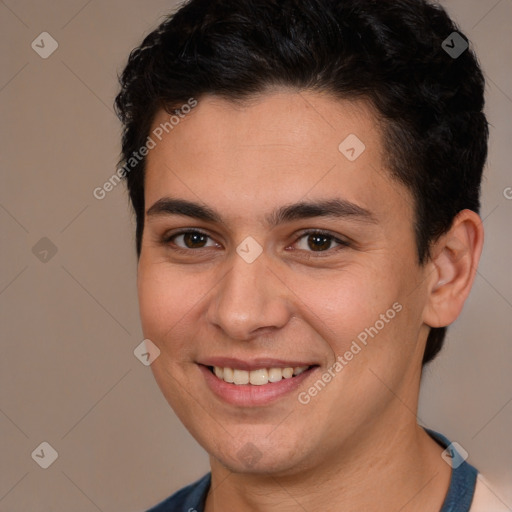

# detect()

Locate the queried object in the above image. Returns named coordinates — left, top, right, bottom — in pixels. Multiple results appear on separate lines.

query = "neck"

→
left=205, top=412, right=451, bottom=512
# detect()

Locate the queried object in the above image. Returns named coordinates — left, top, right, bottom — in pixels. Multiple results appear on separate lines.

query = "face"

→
left=138, top=90, right=433, bottom=475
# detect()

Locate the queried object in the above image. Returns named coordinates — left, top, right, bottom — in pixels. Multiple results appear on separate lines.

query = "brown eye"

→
left=294, top=230, right=349, bottom=253
left=182, top=232, right=208, bottom=248
left=166, top=230, right=218, bottom=250
left=307, top=234, right=332, bottom=251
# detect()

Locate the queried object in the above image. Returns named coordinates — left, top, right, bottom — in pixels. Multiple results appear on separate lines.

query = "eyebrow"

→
left=146, top=197, right=377, bottom=227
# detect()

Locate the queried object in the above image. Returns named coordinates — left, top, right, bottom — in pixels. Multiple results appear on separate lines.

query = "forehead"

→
left=148, top=90, right=380, bottom=163
left=144, top=90, right=412, bottom=225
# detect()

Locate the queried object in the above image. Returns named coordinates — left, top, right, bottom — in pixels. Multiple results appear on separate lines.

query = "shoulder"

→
left=145, top=473, right=211, bottom=512
left=469, top=474, right=511, bottom=512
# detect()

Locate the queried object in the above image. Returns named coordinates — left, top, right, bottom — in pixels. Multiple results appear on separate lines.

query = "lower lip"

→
left=199, top=365, right=317, bottom=407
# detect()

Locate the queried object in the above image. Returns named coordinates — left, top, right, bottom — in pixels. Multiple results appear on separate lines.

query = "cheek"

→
left=137, top=260, right=205, bottom=349
left=290, top=263, right=400, bottom=353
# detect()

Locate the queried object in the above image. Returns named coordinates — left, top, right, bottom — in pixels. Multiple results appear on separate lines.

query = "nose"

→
left=207, top=253, right=292, bottom=341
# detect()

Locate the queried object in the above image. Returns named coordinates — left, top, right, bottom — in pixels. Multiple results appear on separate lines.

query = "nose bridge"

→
left=208, top=253, right=290, bottom=339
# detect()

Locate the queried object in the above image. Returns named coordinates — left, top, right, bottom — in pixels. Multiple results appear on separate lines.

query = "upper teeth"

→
left=213, top=366, right=309, bottom=385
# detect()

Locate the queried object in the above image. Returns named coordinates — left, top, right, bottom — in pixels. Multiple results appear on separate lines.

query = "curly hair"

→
left=115, top=0, right=488, bottom=365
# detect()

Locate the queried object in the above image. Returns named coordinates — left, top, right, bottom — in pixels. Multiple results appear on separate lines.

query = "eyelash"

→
left=161, top=229, right=350, bottom=256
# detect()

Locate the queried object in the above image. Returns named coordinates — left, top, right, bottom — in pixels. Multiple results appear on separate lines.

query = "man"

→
left=115, top=0, right=506, bottom=510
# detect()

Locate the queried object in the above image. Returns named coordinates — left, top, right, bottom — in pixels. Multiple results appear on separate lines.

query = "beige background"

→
left=0, top=0, right=511, bottom=510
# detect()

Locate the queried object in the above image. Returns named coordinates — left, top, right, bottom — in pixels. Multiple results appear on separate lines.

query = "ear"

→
left=422, top=209, right=484, bottom=329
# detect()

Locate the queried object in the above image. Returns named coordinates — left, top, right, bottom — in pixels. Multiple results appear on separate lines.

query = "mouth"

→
left=198, top=360, right=319, bottom=406
left=208, top=365, right=312, bottom=385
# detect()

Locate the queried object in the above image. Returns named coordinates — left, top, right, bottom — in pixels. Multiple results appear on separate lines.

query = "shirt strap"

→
left=425, top=428, right=478, bottom=512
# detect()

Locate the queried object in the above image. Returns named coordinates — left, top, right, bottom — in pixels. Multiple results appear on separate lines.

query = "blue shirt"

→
left=146, top=429, right=478, bottom=512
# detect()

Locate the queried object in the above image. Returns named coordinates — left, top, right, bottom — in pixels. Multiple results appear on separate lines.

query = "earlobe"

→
left=423, top=209, right=484, bottom=328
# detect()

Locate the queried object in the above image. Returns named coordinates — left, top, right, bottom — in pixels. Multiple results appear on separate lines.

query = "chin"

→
left=217, top=452, right=303, bottom=476
left=208, top=434, right=312, bottom=476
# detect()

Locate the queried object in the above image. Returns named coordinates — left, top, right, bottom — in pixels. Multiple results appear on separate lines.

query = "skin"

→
left=137, top=90, right=484, bottom=511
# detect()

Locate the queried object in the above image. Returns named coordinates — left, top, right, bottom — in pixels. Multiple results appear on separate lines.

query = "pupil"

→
left=308, top=234, right=330, bottom=251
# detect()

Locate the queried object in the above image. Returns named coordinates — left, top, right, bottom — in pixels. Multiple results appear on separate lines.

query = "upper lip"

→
left=198, top=357, right=316, bottom=371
